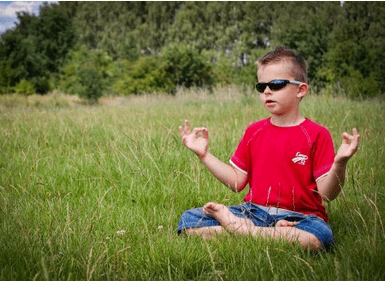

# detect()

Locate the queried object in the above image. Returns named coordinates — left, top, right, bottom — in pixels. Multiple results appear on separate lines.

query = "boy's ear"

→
left=296, top=83, right=308, bottom=99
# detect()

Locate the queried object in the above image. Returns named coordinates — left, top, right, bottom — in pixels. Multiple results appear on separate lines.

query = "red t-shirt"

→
left=230, top=118, right=335, bottom=222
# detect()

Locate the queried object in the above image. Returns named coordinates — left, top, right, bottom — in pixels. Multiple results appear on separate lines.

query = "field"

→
left=1, top=87, right=385, bottom=280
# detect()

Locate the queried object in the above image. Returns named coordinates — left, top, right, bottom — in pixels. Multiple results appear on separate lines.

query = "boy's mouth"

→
left=266, top=99, right=276, bottom=104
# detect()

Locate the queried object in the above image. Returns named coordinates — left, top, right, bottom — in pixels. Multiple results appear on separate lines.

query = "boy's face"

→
left=257, top=61, right=307, bottom=117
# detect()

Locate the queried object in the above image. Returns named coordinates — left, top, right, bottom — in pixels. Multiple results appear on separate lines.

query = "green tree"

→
left=320, top=2, right=385, bottom=97
left=13, top=79, right=36, bottom=95
left=0, top=3, right=76, bottom=94
left=113, top=56, right=174, bottom=95
left=78, top=68, right=104, bottom=103
left=271, top=2, right=341, bottom=86
left=0, top=12, right=36, bottom=91
left=162, top=43, right=214, bottom=90
left=58, top=46, right=112, bottom=100
left=63, top=2, right=149, bottom=59
left=29, top=2, right=77, bottom=74
left=137, top=2, right=180, bottom=53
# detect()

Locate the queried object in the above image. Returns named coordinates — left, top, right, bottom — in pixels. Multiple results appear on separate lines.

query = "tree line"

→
left=0, top=1, right=384, bottom=101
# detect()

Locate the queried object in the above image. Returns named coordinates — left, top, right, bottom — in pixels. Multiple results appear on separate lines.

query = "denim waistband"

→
left=250, top=203, right=297, bottom=216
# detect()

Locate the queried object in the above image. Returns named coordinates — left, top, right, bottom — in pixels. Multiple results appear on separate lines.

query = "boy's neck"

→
left=270, top=112, right=305, bottom=127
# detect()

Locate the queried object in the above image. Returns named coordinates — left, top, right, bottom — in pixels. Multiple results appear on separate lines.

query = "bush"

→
left=162, top=43, right=214, bottom=91
left=58, top=46, right=113, bottom=101
left=208, top=48, right=260, bottom=88
left=339, top=68, right=380, bottom=99
left=320, top=65, right=380, bottom=99
left=30, top=76, right=52, bottom=94
left=0, top=60, right=19, bottom=94
left=78, top=68, right=105, bottom=103
left=13, top=79, right=36, bottom=95
left=113, top=56, right=174, bottom=95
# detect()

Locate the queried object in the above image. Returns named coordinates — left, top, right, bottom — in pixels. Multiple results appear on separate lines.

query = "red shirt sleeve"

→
left=230, top=120, right=267, bottom=174
left=230, top=125, right=253, bottom=174
left=312, top=128, right=335, bottom=181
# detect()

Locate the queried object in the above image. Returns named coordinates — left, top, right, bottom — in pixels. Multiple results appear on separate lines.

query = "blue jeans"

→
left=177, top=203, right=334, bottom=249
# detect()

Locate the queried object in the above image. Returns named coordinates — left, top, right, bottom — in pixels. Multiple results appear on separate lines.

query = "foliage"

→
left=271, top=2, right=341, bottom=86
left=1, top=1, right=384, bottom=98
left=162, top=44, right=214, bottom=91
left=0, top=3, right=76, bottom=94
left=60, top=2, right=149, bottom=60
left=113, top=44, right=214, bottom=95
left=0, top=60, right=19, bottom=94
left=113, top=56, right=174, bottom=95
left=318, top=2, right=385, bottom=96
left=12, top=79, right=36, bottom=95
left=77, top=68, right=104, bottom=103
left=58, top=46, right=112, bottom=101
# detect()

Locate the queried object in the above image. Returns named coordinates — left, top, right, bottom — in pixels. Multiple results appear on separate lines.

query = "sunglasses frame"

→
left=255, top=79, right=303, bottom=93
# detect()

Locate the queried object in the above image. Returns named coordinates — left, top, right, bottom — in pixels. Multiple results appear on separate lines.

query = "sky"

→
left=0, top=1, right=57, bottom=34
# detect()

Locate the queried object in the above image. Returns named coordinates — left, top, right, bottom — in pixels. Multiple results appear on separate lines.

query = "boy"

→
left=177, top=47, right=360, bottom=251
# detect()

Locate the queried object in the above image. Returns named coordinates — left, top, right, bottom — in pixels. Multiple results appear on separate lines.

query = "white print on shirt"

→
left=292, top=152, right=308, bottom=165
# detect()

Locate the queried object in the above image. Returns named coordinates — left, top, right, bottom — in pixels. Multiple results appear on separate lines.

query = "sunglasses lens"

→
left=255, top=83, right=267, bottom=92
left=269, top=80, right=288, bottom=90
left=256, top=80, right=290, bottom=92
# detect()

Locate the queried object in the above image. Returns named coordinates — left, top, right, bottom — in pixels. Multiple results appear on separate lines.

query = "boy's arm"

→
left=179, top=120, right=248, bottom=192
left=317, top=128, right=360, bottom=201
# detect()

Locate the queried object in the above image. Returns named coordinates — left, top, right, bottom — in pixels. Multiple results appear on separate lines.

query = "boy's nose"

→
left=263, top=86, right=273, bottom=95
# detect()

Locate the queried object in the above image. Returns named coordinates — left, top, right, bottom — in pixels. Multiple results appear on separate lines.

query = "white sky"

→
left=0, top=1, right=58, bottom=34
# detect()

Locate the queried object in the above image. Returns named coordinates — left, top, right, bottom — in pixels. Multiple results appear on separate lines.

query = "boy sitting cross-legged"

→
left=177, top=47, right=360, bottom=251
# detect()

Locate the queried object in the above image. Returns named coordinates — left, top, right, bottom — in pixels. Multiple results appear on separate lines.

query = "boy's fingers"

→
left=202, top=128, right=209, bottom=139
left=192, top=127, right=208, bottom=136
left=185, top=119, right=191, bottom=134
left=203, top=202, right=214, bottom=210
left=353, top=128, right=360, bottom=143
left=342, top=132, right=353, bottom=140
left=342, top=132, right=356, bottom=145
left=178, top=126, right=185, bottom=137
left=343, top=129, right=360, bottom=146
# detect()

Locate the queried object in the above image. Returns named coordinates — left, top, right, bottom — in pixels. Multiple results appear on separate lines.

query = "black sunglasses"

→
left=255, top=79, right=302, bottom=93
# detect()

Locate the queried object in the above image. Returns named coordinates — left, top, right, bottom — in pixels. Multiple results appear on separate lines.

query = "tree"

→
left=320, top=2, right=385, bottom=97
left=112, top=56, right=174, bottom=95
left=63, top=2, right=149, bottom=59
left=162, top=43, right=214, bottom=90
left=58, top=46, right=112, bottom=101
left=271, top=2, right=341, bottom=86
left=29, top=2, right=77, bottom=74
left=0, top=3, right=76, bottom=94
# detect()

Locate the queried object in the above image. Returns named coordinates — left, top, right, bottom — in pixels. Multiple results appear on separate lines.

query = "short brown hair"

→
left=257, top=47, right=308, bottom=83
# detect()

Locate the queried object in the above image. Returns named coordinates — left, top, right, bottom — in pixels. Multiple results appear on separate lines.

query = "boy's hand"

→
left=335, top=128, right=360, bottom=165
left=179, top=119, right=209, bottom=159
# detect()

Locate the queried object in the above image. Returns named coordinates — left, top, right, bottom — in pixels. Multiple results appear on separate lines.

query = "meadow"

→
left=1, top=87, right=384, bottom=280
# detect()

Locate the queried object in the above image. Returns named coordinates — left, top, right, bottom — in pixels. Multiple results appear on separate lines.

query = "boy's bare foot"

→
left=203, top=202, right=256, bottom=234
left=276, top=220, right=298, bottom=227
left=203, top=202, right=233, bottom=226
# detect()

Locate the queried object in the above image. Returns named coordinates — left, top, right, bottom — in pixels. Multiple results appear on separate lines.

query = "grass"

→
left=0, top=86, right=385, bottom=280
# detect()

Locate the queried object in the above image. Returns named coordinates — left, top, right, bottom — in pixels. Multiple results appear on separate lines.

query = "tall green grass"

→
left=1, top=87, right=384, bottom=280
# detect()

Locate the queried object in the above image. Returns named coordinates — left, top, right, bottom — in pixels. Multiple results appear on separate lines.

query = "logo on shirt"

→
left=292, top=152, right=308, bottom=165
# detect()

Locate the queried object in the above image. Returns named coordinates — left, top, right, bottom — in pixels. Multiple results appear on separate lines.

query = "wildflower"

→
left=117, top=230, right=126, bottom=235
left=158, top=225, right=164, bottom=230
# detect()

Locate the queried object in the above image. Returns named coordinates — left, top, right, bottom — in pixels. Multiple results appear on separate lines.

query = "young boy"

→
left=177, top=47, right=360, bottom=251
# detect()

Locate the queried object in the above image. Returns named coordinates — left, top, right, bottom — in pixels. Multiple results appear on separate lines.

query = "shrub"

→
left=320, top=65, right=380, bottom=99
left=162, top=43, right=214, bottom=91
left=58, top=46, right=113, bottom=101
left=78, top=68, right=105, bottom=103
left=113, top=57, right=174, bottom=95
left=13, top=79, right=36, bottom=95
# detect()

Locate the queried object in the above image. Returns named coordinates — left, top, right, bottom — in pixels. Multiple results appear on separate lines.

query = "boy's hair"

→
left=257, top=47, right=308, bottom=83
